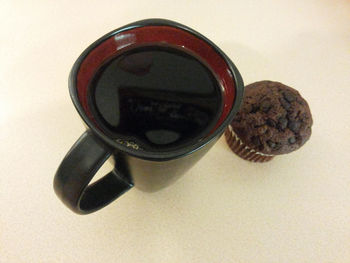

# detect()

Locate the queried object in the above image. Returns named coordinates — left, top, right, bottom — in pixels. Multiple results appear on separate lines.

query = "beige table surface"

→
left=1, top=0, right=350, bottom=262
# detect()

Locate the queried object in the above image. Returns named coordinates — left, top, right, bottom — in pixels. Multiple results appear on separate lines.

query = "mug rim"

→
left=69, top=18, right=244, bottom=161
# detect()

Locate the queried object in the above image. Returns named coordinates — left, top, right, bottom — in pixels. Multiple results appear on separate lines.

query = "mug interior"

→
left=70, top=21, right=242, bottom=159
left=76, top=25, right=236, bottom=134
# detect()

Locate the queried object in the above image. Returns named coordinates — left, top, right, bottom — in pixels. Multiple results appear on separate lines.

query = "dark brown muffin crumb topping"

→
left=230, top=81, right=313, bottom=155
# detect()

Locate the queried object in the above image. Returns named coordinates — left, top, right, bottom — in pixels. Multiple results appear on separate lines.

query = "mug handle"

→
left=54, top=130, right=133, bottom=214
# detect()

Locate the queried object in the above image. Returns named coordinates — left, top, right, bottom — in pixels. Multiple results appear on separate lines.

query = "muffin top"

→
left=230, top=81, right=313, bottom=155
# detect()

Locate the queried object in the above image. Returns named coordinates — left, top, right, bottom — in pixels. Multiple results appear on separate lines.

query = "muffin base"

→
left=225, top=126, right=275, bottom=163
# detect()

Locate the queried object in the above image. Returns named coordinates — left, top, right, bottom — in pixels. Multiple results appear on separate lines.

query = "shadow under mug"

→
left=54, top=19, right=244, bottom=214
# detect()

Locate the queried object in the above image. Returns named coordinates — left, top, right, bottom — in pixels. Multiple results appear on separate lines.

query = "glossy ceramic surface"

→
left=54, top=18, right=244, bottom=214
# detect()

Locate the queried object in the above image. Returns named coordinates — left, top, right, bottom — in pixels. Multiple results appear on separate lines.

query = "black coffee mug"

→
left=54, top=19, right=244, bottom=214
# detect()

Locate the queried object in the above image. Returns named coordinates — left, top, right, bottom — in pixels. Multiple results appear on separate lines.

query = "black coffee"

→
left=89, top=46, right=222, bottom=152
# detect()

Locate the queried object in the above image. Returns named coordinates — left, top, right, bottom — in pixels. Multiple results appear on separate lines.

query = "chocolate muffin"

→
left=225, top=81, right=313, bottom=162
